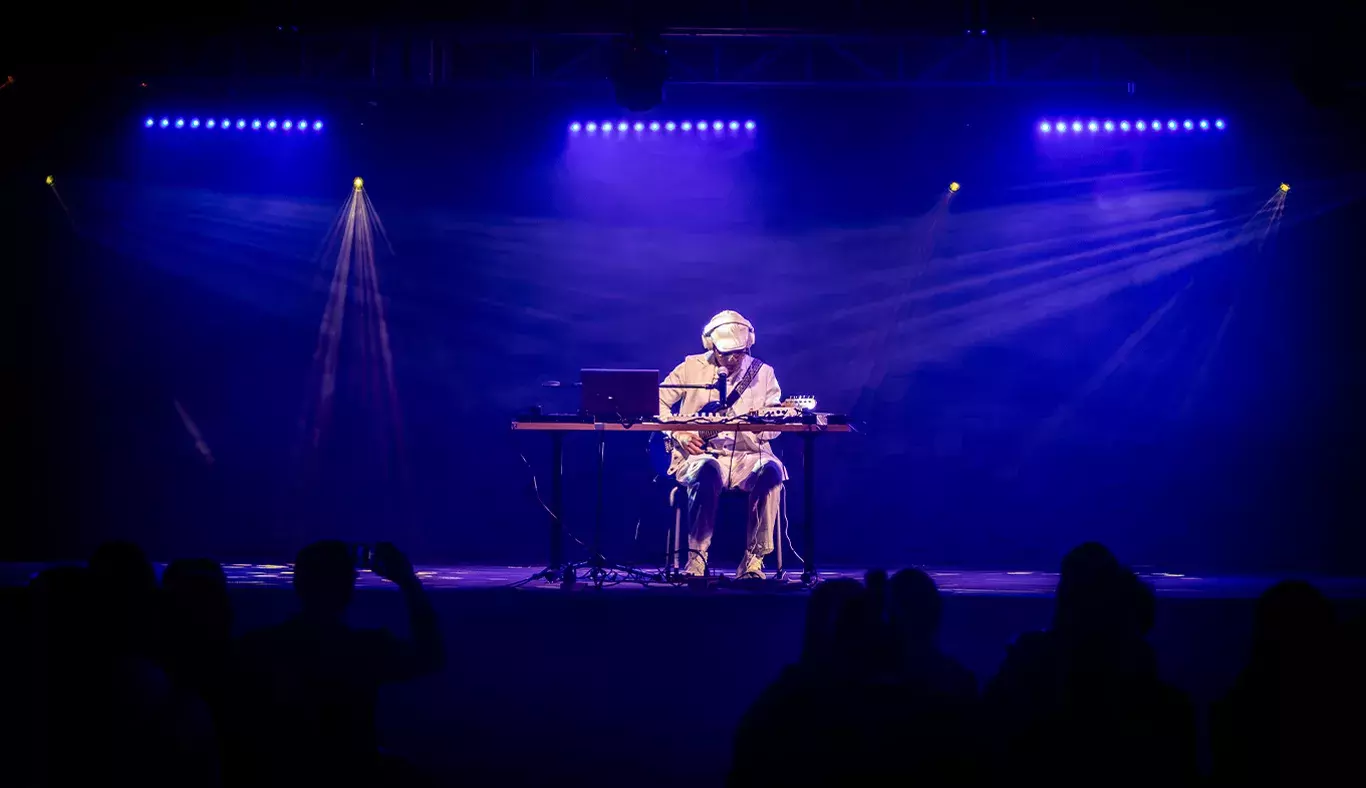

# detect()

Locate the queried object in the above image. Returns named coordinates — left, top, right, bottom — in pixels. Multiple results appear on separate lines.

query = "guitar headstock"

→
left=779, top=395, right=817, bottom=412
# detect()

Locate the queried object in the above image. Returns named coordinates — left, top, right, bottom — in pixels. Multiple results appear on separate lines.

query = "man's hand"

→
left=372, top=542, right=419, bottom=589
left=674, top=432, right=707, bottom=455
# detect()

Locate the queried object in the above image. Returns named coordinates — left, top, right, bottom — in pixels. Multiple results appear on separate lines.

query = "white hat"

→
left=702, top=310, right=755, bottom=353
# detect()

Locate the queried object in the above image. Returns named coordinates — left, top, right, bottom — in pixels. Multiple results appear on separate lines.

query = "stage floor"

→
left=4, top=562, right=1366, bottom=599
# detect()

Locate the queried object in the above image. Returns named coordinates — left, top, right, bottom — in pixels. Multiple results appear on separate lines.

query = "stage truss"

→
left=138, top=29, right=1307, bottom=91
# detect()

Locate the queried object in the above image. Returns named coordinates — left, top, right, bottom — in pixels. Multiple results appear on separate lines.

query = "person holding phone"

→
left=231, top=541, right=444, bottom=784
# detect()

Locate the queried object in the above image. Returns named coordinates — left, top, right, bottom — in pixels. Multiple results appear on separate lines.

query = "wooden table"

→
left=511, top=419, right=852, bottom=583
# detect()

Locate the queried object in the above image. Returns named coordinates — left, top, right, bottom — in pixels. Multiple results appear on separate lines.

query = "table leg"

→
left=802, top=432, right=816, bottom=583
left=549, top=432, right=565, bottom=570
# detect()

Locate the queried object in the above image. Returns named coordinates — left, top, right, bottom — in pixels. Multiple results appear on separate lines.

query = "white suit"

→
left=659, top=316, right=787, bottom=578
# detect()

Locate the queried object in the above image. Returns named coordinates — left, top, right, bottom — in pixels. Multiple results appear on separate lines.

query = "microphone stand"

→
left=573, top=374, right=725, bottom=585
left=659, top=370, right=727, bottom=408
left=525, top=373, right=728, bottom=588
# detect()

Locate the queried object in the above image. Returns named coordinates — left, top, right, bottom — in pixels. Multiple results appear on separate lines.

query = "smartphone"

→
left=352, top=544, right=374, bottom=571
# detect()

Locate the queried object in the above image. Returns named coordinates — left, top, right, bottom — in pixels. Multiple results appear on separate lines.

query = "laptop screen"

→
left=580, top=369, right=660, bottom=421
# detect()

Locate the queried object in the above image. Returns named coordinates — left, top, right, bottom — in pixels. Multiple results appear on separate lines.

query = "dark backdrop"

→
left=7, top=78, right=1365, bottom=573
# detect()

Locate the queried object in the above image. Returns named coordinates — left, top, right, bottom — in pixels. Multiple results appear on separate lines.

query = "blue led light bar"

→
left=569, top=119, right=757, bottom=135
left=1037, top=117, right=1226, bottom=135
left=144, top=116, right=325, bottom=132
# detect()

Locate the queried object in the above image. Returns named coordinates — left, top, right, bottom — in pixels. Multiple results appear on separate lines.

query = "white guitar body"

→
left=658, top=395, right=818, bottom=425
left=658, top=396, right=818, bottom=476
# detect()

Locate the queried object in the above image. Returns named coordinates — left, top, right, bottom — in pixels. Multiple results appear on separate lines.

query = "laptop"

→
left=580, top=369, right=659, bottom=421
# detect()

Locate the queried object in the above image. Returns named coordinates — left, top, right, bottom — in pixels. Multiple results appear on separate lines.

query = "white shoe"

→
left=737, top=552, right=766, bottom=580
left=683, top=551, right=709, bottom=577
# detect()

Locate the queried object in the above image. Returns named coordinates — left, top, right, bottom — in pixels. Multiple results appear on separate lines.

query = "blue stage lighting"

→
left=1038, top=116, right=1227, bottom=137
left=568, top=120, right=759, bottom=139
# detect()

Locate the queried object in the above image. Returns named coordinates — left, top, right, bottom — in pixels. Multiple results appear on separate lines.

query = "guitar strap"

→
left=724, top=358, right=764, bottom=411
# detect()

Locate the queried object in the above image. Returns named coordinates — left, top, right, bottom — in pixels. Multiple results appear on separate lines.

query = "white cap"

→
left=703, top=310, right=754, bottom=353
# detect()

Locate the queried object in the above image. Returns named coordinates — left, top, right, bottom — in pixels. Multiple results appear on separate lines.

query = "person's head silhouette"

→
left=292, top=540, right=357, bottom=619
left=1254, top=579, right=1334, bottom=661
left=1054, top=542, right=1132, bottom=638
left=163, top=558, right=232, bottom=637
left=888, top=568, right=943, bottom=644
left=802, top=578, right=864, bottom=663
left=89, top=540, right=157, bottom=597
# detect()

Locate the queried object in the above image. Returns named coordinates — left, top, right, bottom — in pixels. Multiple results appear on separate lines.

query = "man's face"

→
left=715, top=349, right=747, bottom=372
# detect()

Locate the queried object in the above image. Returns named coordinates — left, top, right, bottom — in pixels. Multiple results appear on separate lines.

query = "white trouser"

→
left=675, top=452, right=785, bottom=561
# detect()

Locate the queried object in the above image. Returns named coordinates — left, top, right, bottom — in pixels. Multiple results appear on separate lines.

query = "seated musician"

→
left=659, top=310, right=786, bottom=579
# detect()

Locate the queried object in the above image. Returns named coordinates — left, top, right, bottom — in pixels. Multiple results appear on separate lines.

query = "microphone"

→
left=715, top=370, right=727, bottom=403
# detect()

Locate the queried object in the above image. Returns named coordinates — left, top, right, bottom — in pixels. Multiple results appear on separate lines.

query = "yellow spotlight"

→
left=353, top=177, right=364, bottom=190
left=45, top=175, right=54, bottom=185
left=1279, top=182, right=1290, bottom=193
left=948, top=182, right=961, bottom=193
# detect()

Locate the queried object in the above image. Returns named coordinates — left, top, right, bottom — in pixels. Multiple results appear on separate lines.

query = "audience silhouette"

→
left=1212, top=579, right=1356, bottom=786
left=982, top=542, right=1197, bottom=786
left=161, top=558, right=236, bottom=777
left=9, top=538, right=1361, bottom=787
left=28, top=554, right=219, bottom=787
left=730, top=570, right=978, bottom=786
left=886, top=568, right=977, bottom=704
left=232, top=540, right=443, bottom=787
left=87, top=540, right=159, bottom=659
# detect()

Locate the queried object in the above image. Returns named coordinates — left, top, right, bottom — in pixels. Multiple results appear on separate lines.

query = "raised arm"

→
left=371, top=543, right=444, bottom=681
